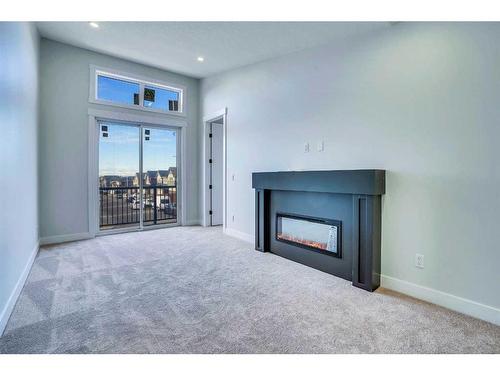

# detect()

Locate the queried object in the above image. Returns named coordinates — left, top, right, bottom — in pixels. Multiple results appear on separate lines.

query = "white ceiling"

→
left=36, top=22, right=389, bottom=78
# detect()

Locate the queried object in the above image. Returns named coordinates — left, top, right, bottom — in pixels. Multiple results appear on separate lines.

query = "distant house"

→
left=133, top=173, right=143, bottom=187
left=145, top=171, right=157, bottom=186
left=156, top=170, right=169, bottom=185
left=100, top=175, right=122, bottom=188
left=156, top=167, right=176, bottom=186
left=133, top=171, right=158, bottom=186
left=120, top=176, right=135, bottom=187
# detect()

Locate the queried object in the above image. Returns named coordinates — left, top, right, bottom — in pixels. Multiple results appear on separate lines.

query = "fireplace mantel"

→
left=252, top=169, right=385, bottom=292
left=252, top=169, right=385, bottom=195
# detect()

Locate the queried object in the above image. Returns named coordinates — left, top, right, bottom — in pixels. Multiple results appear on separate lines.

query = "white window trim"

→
left=87, top=107, right=188, bottom=238
left=89, top=64, right=187, bottom=117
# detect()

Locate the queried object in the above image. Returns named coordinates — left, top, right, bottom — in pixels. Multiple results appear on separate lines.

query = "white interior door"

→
left=210, top=122, right=223, bottom=226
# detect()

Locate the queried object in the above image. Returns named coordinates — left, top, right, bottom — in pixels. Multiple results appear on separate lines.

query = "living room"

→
left=0, top=0, right=499, bottom=371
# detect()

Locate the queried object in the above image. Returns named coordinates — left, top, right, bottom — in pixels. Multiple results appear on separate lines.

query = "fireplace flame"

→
left=277, top=233, right=328, bottom=251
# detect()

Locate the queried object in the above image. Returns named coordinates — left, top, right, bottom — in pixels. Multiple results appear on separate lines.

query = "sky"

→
left=97, top=76, right=177, bottom=177
left=99, top=123, right=176, bottom=177
left=98, top=75, right=139, bottom=105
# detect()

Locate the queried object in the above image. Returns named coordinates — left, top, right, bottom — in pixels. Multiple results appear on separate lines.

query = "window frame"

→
left=89, top=65, right=186, bottom=117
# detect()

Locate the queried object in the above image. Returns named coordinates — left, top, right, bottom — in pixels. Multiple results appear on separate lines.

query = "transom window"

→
left=143, top=84, right=180, bottom=112
left=97, top=75, right=140, bottom=106
left=92, top=68, right=184, bottom=115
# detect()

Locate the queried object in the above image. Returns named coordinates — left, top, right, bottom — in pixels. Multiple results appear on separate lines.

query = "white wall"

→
left=0, top=23, right=40, bottom=334
left=200, top=23, right=500, bottom=322
left=39, top=39, right=200, bottom=241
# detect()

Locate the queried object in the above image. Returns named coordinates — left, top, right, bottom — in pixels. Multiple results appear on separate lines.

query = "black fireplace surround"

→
left=252, top=169, right=385, bottom=292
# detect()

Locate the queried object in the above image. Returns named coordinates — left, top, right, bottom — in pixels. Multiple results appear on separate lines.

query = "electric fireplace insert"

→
left=276, top=213, right=341, bottom=258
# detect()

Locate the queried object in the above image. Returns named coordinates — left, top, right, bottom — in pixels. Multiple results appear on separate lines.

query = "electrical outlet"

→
left=304, top=142, right=310, bottom=153
left=317, top=140, right=324, bottom=152
left=415, top=253, right=424, bottom=269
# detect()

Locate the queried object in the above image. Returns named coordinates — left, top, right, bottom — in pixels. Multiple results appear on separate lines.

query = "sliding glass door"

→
left=141, top=127, right=178, bottom=227
left=98, top=121, right=179, bottom=231
left=98, top=122, right=141, bottom=230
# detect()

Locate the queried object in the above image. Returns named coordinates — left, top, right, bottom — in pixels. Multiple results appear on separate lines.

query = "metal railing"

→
left=99, top=185, right=177, bottom=229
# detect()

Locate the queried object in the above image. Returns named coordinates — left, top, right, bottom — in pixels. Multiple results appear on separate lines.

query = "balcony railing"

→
left=99, top=185, right=177, bottom=229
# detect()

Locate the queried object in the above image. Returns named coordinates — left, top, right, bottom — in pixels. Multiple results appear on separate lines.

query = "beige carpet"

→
left=0, top=226, right=499, bottom=353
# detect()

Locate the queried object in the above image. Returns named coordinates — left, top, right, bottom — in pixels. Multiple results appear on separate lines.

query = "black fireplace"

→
left=252, top=169, right=385, bottom=292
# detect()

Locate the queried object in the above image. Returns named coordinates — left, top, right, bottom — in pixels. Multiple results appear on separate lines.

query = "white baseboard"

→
left=0, top=241, right=39, bottom=336
left=381, top=275, right=500, bottom=326
left=39, top=232, right=93, bottom=246
left=184, top=219, right=201, bottom=226
left=223, top=227, right=254, bottom=244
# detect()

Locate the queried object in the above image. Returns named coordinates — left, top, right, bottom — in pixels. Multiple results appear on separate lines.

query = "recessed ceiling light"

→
left=89, top=22, right=99, bottom=29
left=197, top=56, right=204, bottom=62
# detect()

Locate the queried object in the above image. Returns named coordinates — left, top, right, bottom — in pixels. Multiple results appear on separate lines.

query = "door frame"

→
left=202, top=108, right=227, bottom=228
left=88, top=108, right=187, bottom=237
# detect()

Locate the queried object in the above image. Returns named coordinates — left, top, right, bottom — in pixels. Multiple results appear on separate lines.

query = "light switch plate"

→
left=304, top=142, right=310, bottom=153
